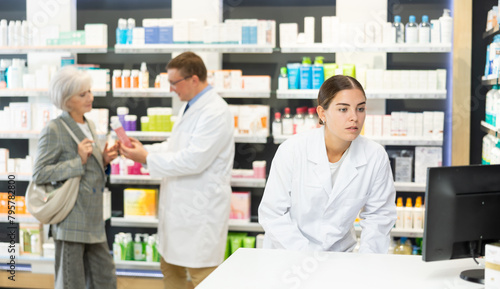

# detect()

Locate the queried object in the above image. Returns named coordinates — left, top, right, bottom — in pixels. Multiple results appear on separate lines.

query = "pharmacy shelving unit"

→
left=0, top=45, right=108, bottom=54
left=276, top=89, right=447, bottom=100
left=279, top=43, right=452, bottom=53
left=111, top=89, right=272, bottom=99
left=0, top=173, right=32, bottom=182
left=481, top=75, right=499, bottom=86
left=481, top=120, right=500, bottom=138
left=217, top=90, right=271, bottom=98
left=273, top=134, right=442, bottom=146
left=109, top=174, right=266, bottom=188
left=110, top=131, right=268, bottom=144
left=0, top=89, right=107, bottom=97
left=114, top=44, right=275, bottom=54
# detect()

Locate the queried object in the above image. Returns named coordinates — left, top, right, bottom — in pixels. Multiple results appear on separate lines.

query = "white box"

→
left=415, top=113, right=424, bottom=137
left=407, top=113, right=416, bottom=137
left=188, top=19, right=204, bottom=44
left=418, top=70, right=428, bottom=91
left=9, top=102, right=31, bottom=131
left=279, top=23, right=298, bottom=46
left=400, top=70, right=411, bottom=91
left=372, top=115, right=383, bottom=137
left=485, top=244, right=500, bottom=289
left=331, top=17, right=340, bottom=44
left=84, top=24, right=107, bottom=46
left=32, top=103, right=56, bottom=131
left=86, top=69, right=110, bottom=91
left=399, top=112, right=408, bottom=136
left=242, top=76, right=271, bottom=91
left=409, top=70, right=419, bottom=90
left=383, top=70, right=392, bottom=90
left=391, top=112, right=400, bottom=136
left=322, top=16, right=333, bottom=44
left=423, top=111, right=434, bottom=138
left=428, top=70, right=438, bottom=90
left=304, top=17, right=315, bottom=44
left=437, top=69, right=447, bottom=90
left=383, top=22, right=396, bottom=44
left=0, top=149, right=9, bottom=173
left=433, top=111, right=444, bottom=140
left=382, top=115, right=392, bottom=137
left=392, top=70, right=402, bottom=90
left=415, top=146, right=442, bottom=184
left=173, top=19, right=189, bottom=43
left=395, top=156, right=412, bottom=183
left=230, top=70, right=243, bottom=90
left=363, top=115, right=374, bottom=136
left=132, top=27, right=145, bottom=45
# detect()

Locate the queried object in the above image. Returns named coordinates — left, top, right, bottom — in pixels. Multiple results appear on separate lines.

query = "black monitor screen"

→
left=423, top=164, right=500, bottom=263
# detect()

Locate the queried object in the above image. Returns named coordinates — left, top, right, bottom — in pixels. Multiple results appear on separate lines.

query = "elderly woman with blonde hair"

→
left=32, top=65, right=118, bottom=288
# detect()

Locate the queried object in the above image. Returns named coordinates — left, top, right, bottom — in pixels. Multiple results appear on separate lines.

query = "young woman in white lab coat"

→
left=259, top=75, right=397, bottom=254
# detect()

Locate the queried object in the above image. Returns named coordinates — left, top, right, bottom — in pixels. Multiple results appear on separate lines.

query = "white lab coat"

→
left=145, top=88, right=235, bottom=268
left=258, top=126, right=396, bottom=253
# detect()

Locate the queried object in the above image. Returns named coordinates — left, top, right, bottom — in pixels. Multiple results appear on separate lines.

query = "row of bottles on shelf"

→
left=0, top=193, right=27, bottom=214
left=365, top=111, right=444, bottom=139
left=0, top=58, right=109, bottom=91
left=0, top=19, right=107, bottom=47
left=272, top=107, right=318, bottom=136
left=395, top=197, right=424, bottom=230
left=279, top=59, right=447, bottom=92
left=113, top=232, right=160, bottom=262
left=114, top=106, right=173, bottom=132
left=486, top=85, right=500, bottom=128
left=482, top=134, right=500, bottom=165
left=116, top=18, right=276, bottom=46
left=112, top=62, right=150, bottom=89
left=279, top=10, right=452, bottom=46
left=392, top=237, right=423, bottom=255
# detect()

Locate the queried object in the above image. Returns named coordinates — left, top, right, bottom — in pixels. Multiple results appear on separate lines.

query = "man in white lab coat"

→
left=120, top=52, right=235, bottom=288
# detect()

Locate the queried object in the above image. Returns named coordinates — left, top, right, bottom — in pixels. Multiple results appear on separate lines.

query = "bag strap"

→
left=59, top=119, right=81, bottom=145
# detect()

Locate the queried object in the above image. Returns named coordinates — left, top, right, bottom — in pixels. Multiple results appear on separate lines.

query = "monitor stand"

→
left=459, top=269, right=484, bottom=284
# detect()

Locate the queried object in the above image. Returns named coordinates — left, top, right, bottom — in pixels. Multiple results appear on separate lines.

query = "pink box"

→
left=230, top=191, right=250, bottom=222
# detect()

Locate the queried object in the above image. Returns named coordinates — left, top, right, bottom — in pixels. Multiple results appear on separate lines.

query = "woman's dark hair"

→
left=317, top=75, right=366, bottom=125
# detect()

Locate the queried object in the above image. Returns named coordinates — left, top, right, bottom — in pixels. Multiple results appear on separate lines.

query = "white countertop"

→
left=198, top=248, right=484, bottom=289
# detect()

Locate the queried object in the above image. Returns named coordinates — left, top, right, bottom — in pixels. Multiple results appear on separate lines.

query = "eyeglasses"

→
left=169, top=75, right=192, bottom=87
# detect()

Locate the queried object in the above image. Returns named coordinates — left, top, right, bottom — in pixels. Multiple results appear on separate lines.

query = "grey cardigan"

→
left=32, top=111, right=107, bottom=243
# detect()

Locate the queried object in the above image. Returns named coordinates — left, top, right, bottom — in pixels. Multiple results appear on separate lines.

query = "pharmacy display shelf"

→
left=112, top=89, right=176, bottom=98
left=0, top=89, right=107, bottom=97
left=110, top=131, right=172, bottom=142
left=483, top=25, right=500, bottom=39
left=276, top=89, right=447, bottom=100
left=355, top=227, right=424, bottom=238
left=109, top=175, right=266, bottom=188
left=0, top=255, right=54, bottom=274
left=0, top=130, right=40, bottom=139
left=234, top=135, right=268, bottom=144
left=280, top=43, right=452, bottom=53
left=111, top=217, right=265, bottom=233
left=481, top=120, right=500, bottom=138
left=394, top=182, right=426, bottom=193
left=0, top=173, right=32, bottom=182
left=0, top=214, right=39, bottom=223
left=217, top=90, right=271, bottom=98
left=273, top=135, right=443, bottom=146
left=114, top=44, right=274, bottom=54
left=482, top=75, right=498, bottom=86
left=114, top=260, right=161, bottom=271
left=0, top=45, right=108, bottom=54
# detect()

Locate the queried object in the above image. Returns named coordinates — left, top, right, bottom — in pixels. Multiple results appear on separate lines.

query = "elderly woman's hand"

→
left=103, top=142, right=119, bottom=166
left=78, top=138, right=94, bottom=165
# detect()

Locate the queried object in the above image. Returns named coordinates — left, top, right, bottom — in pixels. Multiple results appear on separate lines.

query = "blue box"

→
left=145, top=27, right=159, bottom=44
left=159, top=26, right=173, bottom=44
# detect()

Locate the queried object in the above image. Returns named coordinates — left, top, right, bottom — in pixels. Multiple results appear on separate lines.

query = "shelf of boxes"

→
left=112, top=89, right=176, bottom=98
left=110, top=131, right=267, bottom=143
left=114, top=260, right=161, bottom=271
left=109, top=175, right=266, bottom=188
left=0, top=173, right=32, bottom=181
left=0, top=45, right=108, bottom=54
left=393, top=182, right=426, bottom=193
left=354, top=227, right=423, bottom=238
left=481, top=120, right=500, bottom=138
left=276, top=89, right=447, bottom=100
left=114, top=44, right=275, bottom=54
left=0, top=89, right=107, bottom=97
left=111, top=217, right=266, bottom=232
left=234, top=135, right=268, bottom=144
left=273, top=135, right=442, bottom=146
left=217, top=90, right=271, bottom=98
left=0, top=131, right=40, bottom=139
left=280, top=43, right=452, bottom=53
left=482, top=75, right=498, bottom=86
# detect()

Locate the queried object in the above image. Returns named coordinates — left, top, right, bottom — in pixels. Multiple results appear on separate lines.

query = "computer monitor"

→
left=422, top=164, right=500, bottom=284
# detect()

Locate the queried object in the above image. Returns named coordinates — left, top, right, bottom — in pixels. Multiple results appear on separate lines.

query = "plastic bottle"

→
left=7, top=20, right=15, bottom=46
left=439, top=9, right=453, bottom=44
left=304, top=107, right=318, bottom=130
left=287, top=63, right=301, bottom=89
left=272, top=112, right=282, bottom=136
left=312, top=56, right=325, bottom=89
left=124, top=233, right=134, bottom=261
left=278, top=67, right=288, bottom=90
left=431, top=19, right=441, bottom=44
left=494, top=88, right=500, bottom=128
left=393, top=237, right=412, bottom=255
left=14, top=20, right=21, bottom=47
left=0, top=20, right=7, bottom=46
left=395, top=197, right=404, bottom=229
left=116, top=18, right=128, bottom=45
left=413, top=196, right=423, bottom=230
left=117, top=107, right=129, bottom=125
left=111, top=118, right=132, bottom=148
left=133, top=234, right=146, bottom=261
left=21, top=20, right=28, bottom=46
left=112, top=69, right=122, bottom=89
left=127, top=18, right=135, bottom=45
left=113, top=234, right=123, bottom=262
left=393, top=15, right=405, bottom=44
left=486, top=85, right=498, bottom=125
left=140, top=62, right=149, bottom=89
left=300, top=57, right=312, bottom=90
left=293, top=107, right=305, bottom=134
left=405, top=15, right=418, bottom=44
left=282, top=107, right=294, bottom=135
left=122, top=69, right=131, bottom=88
left=131, top=69, right=140, bottom=88
left=419, top=15, right=431, bottom=44
left=404, top=197, right=413, bottom=229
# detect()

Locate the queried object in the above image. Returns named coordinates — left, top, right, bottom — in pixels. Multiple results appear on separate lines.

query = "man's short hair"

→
left=166, top=51, right=207, bottom=82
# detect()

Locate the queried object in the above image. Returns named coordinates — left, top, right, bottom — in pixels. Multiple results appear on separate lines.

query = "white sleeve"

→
left=358, top=155, right=397, bottom=254
left=258, top=142, right=311, bottom=250
left=144, top=141, right=169, bottom=154
left=145, top=110, right=233, bottom=178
